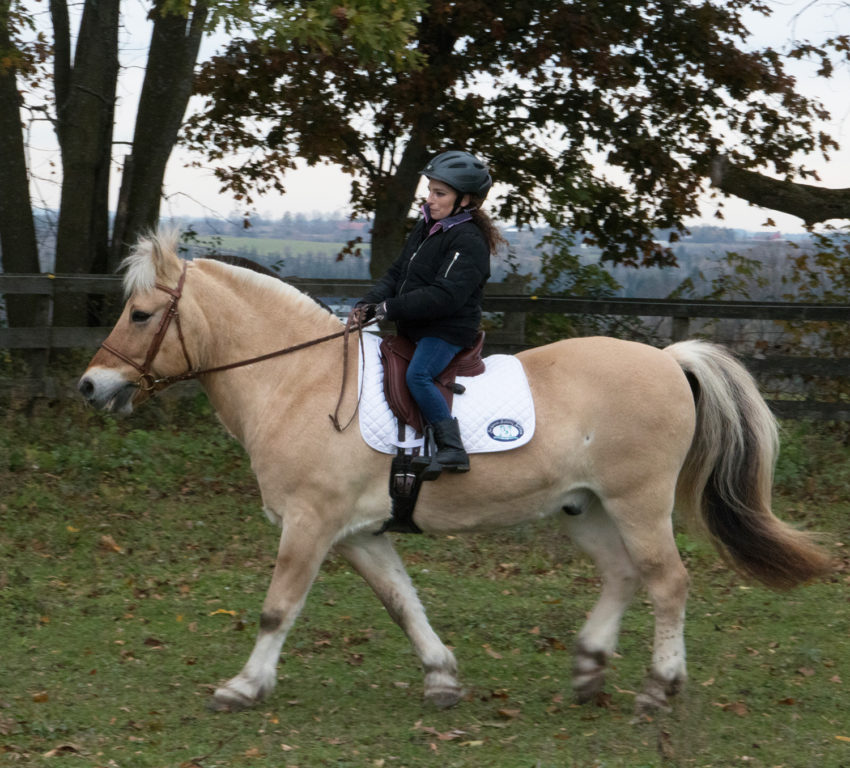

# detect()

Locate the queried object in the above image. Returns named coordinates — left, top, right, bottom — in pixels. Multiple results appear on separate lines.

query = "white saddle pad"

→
left=358, top=332, right=535, bottom=455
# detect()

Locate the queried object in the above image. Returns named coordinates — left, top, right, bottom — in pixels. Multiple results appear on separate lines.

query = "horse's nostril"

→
left=78, top=377, right=94, bottom=399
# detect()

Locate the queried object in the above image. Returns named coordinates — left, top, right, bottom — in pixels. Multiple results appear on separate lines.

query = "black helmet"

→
left=420, top=150, right=492, bottom=199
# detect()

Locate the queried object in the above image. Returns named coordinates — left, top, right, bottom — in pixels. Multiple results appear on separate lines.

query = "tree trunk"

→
left=51, top=0, right=120, bottom=327
left=370, top=121, right=436, bottom=278
left=0, top=0, right=49, bottom=377
left=110, top=0, right=208, bottom=269
left=710, top=156, right=850, bottom=227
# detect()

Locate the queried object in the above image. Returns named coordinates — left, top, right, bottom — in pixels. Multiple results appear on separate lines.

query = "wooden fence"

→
left=2, top=273, right=849, bottom=419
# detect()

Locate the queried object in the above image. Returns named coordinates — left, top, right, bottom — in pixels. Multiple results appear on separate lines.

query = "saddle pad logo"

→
left=487, top=419, right=524, bottom=442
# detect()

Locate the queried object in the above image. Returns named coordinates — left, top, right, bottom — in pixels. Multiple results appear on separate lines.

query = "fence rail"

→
left=2, top=274, right=848, bottom=417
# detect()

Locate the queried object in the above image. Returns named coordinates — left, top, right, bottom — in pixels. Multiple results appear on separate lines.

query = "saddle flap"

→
left=379, top=332, right=486, bottom=433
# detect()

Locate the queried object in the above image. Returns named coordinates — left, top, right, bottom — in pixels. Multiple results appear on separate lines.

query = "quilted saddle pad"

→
left=358, top=331, right=535, bottom=455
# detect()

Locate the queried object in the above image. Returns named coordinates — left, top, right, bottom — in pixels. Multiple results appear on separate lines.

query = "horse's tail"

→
left=664, top=339, right=832, bottom=589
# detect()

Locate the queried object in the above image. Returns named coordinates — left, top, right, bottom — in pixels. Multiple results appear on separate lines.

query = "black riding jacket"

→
left=361, top=211, right=491, bottom=348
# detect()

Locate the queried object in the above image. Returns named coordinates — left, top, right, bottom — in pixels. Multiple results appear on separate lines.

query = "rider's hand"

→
left=353, top=302, right=376, bottom=324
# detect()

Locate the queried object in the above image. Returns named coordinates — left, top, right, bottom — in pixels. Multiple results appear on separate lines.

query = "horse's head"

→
left=78, top=230, right=193, bottom=414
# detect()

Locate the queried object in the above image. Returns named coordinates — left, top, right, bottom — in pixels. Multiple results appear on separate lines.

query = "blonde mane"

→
left=120, top=228, right=184, bottom=297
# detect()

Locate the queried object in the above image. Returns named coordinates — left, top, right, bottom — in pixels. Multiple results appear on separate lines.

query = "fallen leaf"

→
left=99, top=535, right=124, bottom=554
left=797, top=667, right=816, bottom=678
left=460, top=740, right=484, bottom=747
left=482, top=644, right=502, bottom=660
left=723, top=701, right=749, bottom=717
left=31, top=691, right=49, bottom=703
left=497, top=708, right=521, bottom=719
left=244, top=747, right=262, bottom=757
left=701, top=677, right=715, bottom=687
left=280, top=744, right=297, bottom=751
left=836, top=735, right=850, bottom=743
left=208, top=609, right=237, bottom=617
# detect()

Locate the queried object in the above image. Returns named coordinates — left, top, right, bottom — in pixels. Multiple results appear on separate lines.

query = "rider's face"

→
left=426, top=179, right=470, bottom=221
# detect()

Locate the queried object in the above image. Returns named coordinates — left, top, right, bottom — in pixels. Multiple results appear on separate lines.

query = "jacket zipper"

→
left=444, top=252, right=460, bottom=277
left=399, top=233, right=431, bottom=294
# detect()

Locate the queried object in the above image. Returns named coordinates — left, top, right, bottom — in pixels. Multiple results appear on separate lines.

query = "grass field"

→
left=195, top=237, right=368, bottom=260
left=1, top=393, right=849, bottom=767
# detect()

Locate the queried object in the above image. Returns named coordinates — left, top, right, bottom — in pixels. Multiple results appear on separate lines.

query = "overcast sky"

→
left=27, top=0, right=850, bottom=233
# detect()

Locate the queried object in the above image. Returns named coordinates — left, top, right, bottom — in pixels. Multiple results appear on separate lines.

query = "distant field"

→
left=197, top=237, right=370, bottom=259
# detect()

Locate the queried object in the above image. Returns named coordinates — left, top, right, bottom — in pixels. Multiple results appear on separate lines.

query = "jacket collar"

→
left=422, top=204, right=473, bottom=236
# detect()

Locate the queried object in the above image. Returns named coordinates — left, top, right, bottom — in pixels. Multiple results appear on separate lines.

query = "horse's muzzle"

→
left=78, top=369, right=138, bottom=414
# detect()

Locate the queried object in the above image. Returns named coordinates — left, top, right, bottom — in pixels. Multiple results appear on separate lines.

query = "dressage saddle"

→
left=379, top=331, right=486, bottom=435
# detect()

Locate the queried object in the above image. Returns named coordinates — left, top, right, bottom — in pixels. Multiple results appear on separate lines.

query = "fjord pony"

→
left=79, top=231, right=830, bottom=715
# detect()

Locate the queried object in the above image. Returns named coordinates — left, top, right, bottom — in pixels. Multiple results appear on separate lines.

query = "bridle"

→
left=100, top=262, right=193, bottom=393
left=98, top=261, right=372, bottom=430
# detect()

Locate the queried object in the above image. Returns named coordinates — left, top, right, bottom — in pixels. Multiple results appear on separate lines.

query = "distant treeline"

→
left=8, top=212, right=821, bottom=302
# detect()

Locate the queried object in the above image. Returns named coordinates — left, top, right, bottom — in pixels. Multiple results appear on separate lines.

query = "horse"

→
left=78, top=229, right=831, bottom=715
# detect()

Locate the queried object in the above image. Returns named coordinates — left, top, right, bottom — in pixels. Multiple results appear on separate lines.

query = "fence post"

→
left=498, top=273, right=529, bottom=348
left=672, top=316, right=690, bottom=341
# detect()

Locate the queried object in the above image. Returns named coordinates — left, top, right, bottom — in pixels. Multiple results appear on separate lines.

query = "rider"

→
left=356, top=150, right=502, bottom=472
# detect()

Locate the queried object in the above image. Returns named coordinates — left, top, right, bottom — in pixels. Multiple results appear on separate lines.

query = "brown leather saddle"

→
left=379, top=331, right=486, bottom=434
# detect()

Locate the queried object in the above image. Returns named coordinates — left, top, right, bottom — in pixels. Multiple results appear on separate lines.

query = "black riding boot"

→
left=432, top=417, right=470, bottom=472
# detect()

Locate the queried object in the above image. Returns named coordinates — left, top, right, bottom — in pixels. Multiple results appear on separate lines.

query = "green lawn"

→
left=2, top=395, right=849, bottom=767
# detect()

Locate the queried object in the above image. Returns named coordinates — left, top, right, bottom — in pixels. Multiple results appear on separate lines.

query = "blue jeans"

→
left=405, top=336, right=462, bottom=425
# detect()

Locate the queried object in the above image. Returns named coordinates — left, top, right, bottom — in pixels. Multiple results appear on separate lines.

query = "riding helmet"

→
left=421, top=151, right=493, bottom=199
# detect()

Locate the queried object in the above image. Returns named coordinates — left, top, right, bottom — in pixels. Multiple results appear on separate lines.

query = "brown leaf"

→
left=31, top=691, right=49, bottom=703
left=723, top=701, right=749, bottom=717
left=482, top=644, right=502, bottom=660
left=99, top=535, right=124, bottom=554
left=497, top=708, right=521, bottom=719
left=797, top=667, right=816, bottom=677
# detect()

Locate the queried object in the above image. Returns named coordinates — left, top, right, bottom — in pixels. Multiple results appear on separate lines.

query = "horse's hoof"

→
left=425, top=686, right=464, bottom=710
left=207, top=687, right=255, bottom=713
left=572, top=644, right=607, bottom=704
left=634, top=675, right=675, bottom=716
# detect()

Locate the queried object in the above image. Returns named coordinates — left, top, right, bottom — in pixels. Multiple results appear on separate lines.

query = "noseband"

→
left=100, top=262, right=193, bottom=392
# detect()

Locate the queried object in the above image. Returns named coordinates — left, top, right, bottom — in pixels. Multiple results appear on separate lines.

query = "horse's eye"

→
left=131, top=310, right=152, bottom=323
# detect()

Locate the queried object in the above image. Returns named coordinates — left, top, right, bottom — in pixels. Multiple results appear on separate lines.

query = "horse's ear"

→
left=149, top=227, right=182, bottom=279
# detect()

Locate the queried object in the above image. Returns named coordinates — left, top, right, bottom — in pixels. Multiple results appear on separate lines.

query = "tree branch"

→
left=710, top=155, right=850, bottom=226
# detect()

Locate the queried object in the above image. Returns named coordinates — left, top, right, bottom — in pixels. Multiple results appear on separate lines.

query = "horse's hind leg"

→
left=607, top=487, right=690, bottom=714
left=563, top=500, right=641, bottom=702
left=334, top=531, right=463, bottom=709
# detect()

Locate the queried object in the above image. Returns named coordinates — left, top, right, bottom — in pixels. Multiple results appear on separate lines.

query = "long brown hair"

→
left=469, top=200, right=507, bottom=253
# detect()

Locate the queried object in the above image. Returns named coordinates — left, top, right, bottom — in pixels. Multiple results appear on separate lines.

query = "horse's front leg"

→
left=334, top=531, right=463, bottom=709
left=209, top=514, right=335, bottom=712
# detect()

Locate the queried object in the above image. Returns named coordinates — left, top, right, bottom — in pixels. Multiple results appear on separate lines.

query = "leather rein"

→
left=98, top=262, right=372, bottom=430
